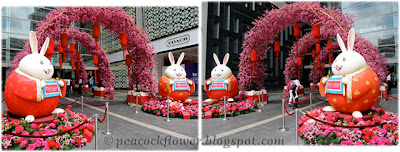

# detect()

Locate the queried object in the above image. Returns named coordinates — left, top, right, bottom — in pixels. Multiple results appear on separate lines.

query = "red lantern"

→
left=71, top=57, right=75, bottom=69
left=250, top=50, right=257, bottom=75
left=45, top=39, right=54, bottom=60
left=70, top=43, right=75, bottom=71
left=125, top=55, right=132, bottom=76
left=327, top=40, right=332, bottom=50
left=311, top=49, right=316, bottom=59
left=93, top=24, right=100, bottom=50
left=120, top=33, right=127, bottom=59
left=61, top=33, right=68, bottom=62
left=58, top=44, right=63, bottom=70
left=293, top=23, right=301, bottom=41
left=316, top=43, right=320, bottom=68
left=76, top=51, right=81, bottom=60
left=297, top=57, right=302, bottom=79
left=274, top=40, right=280, bottom=64
left=59, top=56, right=63, bottom=71
left=321, top=62, right=325, bottom=70
left=312, top=23, right=320, bottom=43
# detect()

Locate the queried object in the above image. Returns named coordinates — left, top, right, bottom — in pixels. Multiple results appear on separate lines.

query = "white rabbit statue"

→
left=4, top=31, right=66, bottom=123
left=204, top=53, right=239, bottom=103
left=158, top=52, right=195, bottom=102
left=319, top=28, right=380, bottom=118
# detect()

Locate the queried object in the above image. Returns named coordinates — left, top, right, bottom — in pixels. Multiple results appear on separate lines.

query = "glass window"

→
left=379, top=44, right=397, bottom=59
left=9, top=34, right=28, bottom=50
left=9, top=7, right=35, bottom=20
left=212, top=44, right=219, bottom=56
left=9, top=18, right=32, bottom=34
left=233, top=38, right=238, bottom=54
left=2, top=33, right=8, bottom=49
left=223, top=36, right=229, bottom=53
left=233, top=18, right=239, bottom=33
left=360, top=29, right=397, bottom=46
left=212, top=2, right=220, bottom=16
left=224, top=5, right=230, bottom=30
left=2, top=7, right=8, bottom=16
left=212, top=22, right=219, bottom=39
left=2, top=17, right=9, bottom=33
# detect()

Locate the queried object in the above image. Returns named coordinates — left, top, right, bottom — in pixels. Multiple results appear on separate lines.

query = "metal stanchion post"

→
left=94, top=114, right=98, bottom=150
left=103, top=102, right=112, bottom=135
left=309, top=93, right=312, bottom=111
left=295, top=109, right=299, bottom=145
left=257, top=92, right=262, bottom=112
left=380, top=91, right=383, bottom=105
left=279, top=99, right=289, bottom=131
left=81, top=96, right=84, bottom=113
left=135, top=95, right=139, bottom=113
left=222, top=96, right=228, bottom=121
left=259, top=92, right=264, bottom=107
left=165, top=97, right=171, bottom=122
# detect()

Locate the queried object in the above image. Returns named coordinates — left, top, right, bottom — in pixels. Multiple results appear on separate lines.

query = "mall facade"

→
left=1, top=6, right=199, bottom=91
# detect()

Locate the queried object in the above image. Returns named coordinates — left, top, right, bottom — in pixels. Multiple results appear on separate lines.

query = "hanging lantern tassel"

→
left=93, top=55, right=99, bottom=83
left=250, top=50, right=257, bottom=75
left=321, top=62, right=325, bottom=70
left=125, top=55, right=132, bottom=76
left=274, top=40, right=280, bottom=65
left=311, top=49, right=316, bottom=73
left=120, top=33, right=127, bottom=59
left=316, top=43, right=320, bottom=69
left=297, top=57, right=302, bottom=79
left=93, top=24, right=100, bottom=51
left=76, top=51, right=81, bottom=79
left=59, top=55, right=63, bottom=71
left=327, top=39, right=332, bottom=65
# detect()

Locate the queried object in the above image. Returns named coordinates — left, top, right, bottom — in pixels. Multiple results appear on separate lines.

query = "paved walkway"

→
left=1, top=88, right=398, bottom=149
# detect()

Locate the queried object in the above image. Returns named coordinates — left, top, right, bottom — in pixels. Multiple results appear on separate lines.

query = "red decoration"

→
left=327, top=39, right=332, bottom=50
left=125, top=55, right=132, bottom=76
left=293, top=23, right=301, bottom=40
left=93, top=55, right=98, bottom=83
left=70, top=43, right=75, bottom=70
left=120, top=32, right=127, bottom=59
left=312, top=49, right=316, bottom=73
left=58, top=44, right=63, bottom=70
left=316, top=43, right=320, bottom=68
left=274, top=40, right=280, bottom=64
left=59, top=55, right=63, bottom=70
left=45, top=39, right=54, bottom=60
left=327, top=39, right=332, bottom=65
left=76, top=51, right=81, bottom=60
left=61, top=33, right=68, bottom=62
left=93, top=24, right=100, bottom=50
left=321, top=62, right=325, bottom=69
left=297, top=57, right=302, bottom=79
left=250, top=50, right=257, bottom=75
left=312, top=23, right=320, bottom=43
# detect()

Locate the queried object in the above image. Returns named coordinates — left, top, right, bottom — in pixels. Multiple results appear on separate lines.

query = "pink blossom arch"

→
left=238, top=2, right=388, bottom=92
left=9, top=7, right=157, bottom=99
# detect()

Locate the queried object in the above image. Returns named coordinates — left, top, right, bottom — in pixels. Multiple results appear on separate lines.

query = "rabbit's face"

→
left=211, top=65, right=232, bottom=80
left=165, top=64, right=186, bottom=79
left=19, top=54, right=54, bottom=79
left=332, top=51, right=367, bottom=76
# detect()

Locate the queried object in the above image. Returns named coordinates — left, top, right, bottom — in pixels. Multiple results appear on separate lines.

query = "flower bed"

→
left=1, top=106, right=95, bottom=150
left=142, top=99, right=199, bottom=119
left=201, top=100, right=259, bottom=118
left=299, top=107, right=399, bottom=145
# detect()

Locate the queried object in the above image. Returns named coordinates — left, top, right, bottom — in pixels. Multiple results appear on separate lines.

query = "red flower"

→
left=16, top=137, right=24, bottom=143
left=47, top=140, right=56, bottom=147
left=87, top=124, right=94, bottom=131
left=382, top=114, right=391, bottom=121
left=76, top=137, right=82, bottom=145
left=214, top=114, right=218, bottom=117
left=372, top=116, right=381, bottom=123
left=31, top=123, right=39, bottom=129
left=55, top=143, right=60, bottom=149
left=379, top=109, right=385, bottom=115
left=395, top=134, right=398, bottom=139
left=53, top=119, right=60, bottom=124
left=39, top=130, right=46, bottom=136
left=363, top=136, right=370, bottom=143
left=67, top=105, right=72, bottom=109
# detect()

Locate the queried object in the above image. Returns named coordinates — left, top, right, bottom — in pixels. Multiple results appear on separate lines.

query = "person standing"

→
left=78, top=78, right=83, bottom=94
left=89, top=76, right=94, bottom=92
left=289, top=76, right=301, bottom=109
left=66, top=78, right=71, bottom=95
left=387, top=73, right=392, bottom=94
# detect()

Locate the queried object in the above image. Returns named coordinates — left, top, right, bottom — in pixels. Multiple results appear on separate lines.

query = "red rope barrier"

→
left=313, top=96, right=328, bottom=101
left=2, top=99, right=5, bottom=102
left=285, top=95, right=310, bottom=104
left=283, top=102, right=294, bottom=116
left=303, top=113, right=389, bottom=128
left=98, top=107, right=107, bottom=123
left=83, top=98, right=106, bottom=107
left=387, top=94, right=398, bottom=100
left=3, top=119, right=89, bottom=138
left=59, top=98, right=80, bottom=106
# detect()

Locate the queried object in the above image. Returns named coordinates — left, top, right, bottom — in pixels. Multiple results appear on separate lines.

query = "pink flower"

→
left=355, top=141, right=363, bottom=145
left=15, top=125, right=24, bottom=133
left=20, top=140, right=28, bottom=147
left=67, top=105, right=72, bottom=109
left=323, top=130, right=330, bottom=137
left=343, top=115, right=352, bottom=122
left=31, top=123, right=39, bottom=129
left=340, top=141, right=348, bottom=145
left=27, top=144, right=36, bottom=150
left=336, top=132, right=343, bottom=137
left=372, top=116, right=381, bottom=123
left=49, top=123, right=56, bottom=128
left=43, top=146, right=51, bottom=151
left=333, top=112, right=340, bottom=118
left=156, top=111, right=161, bottom=116
left=382, top=114, right=390, bottom=121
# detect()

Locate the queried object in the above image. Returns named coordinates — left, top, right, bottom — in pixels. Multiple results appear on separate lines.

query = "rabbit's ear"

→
left=213, top=53, right=220, bottom=65
left=336, top=33, right=347, bottom=52
left=223, top=53, right=229, bottom=65
left=176, top=52, right=185, bottom=65
left=29, top=31, right=38, bottom=54
left=168, top=52, right=175, bottom=64
left=347, top=28, right=355, bottom=51
left=40, top=37, right=50, bottom=56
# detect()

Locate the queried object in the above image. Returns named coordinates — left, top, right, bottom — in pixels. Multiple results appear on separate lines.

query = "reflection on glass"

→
left=8, top=34, right=28, bottom=49
left=9, top=18, right=32, bottom=34
left=9, top=7, right=35, bottom=19
left=379, top=45, right=397, bottom=59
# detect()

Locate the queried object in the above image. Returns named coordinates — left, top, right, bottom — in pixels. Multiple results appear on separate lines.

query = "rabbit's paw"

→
left=321, top=77, right=328, bottom=85
left=352, top=111, right=363, bottom=118
left=227, top=98, right=234, bottom=102
left=206, top=80, right=211, bottom=85
left=58, top=80, right=65, bottom=87
left=322, top=106, right=336, bottom=111
left=25, top=115, right=35, bottom=123
left=224, top=80, right=229, bottom=84
left=188, top=80, right=193, bottom=85
left=169, top=80, right=174, bottom=85
left=52, top=108, right=65, bottom=114
left=341, top=76, right=351, bottom=84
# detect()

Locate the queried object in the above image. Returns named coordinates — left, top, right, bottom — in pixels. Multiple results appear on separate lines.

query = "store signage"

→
left=166, top=34, right=190, bottom=47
